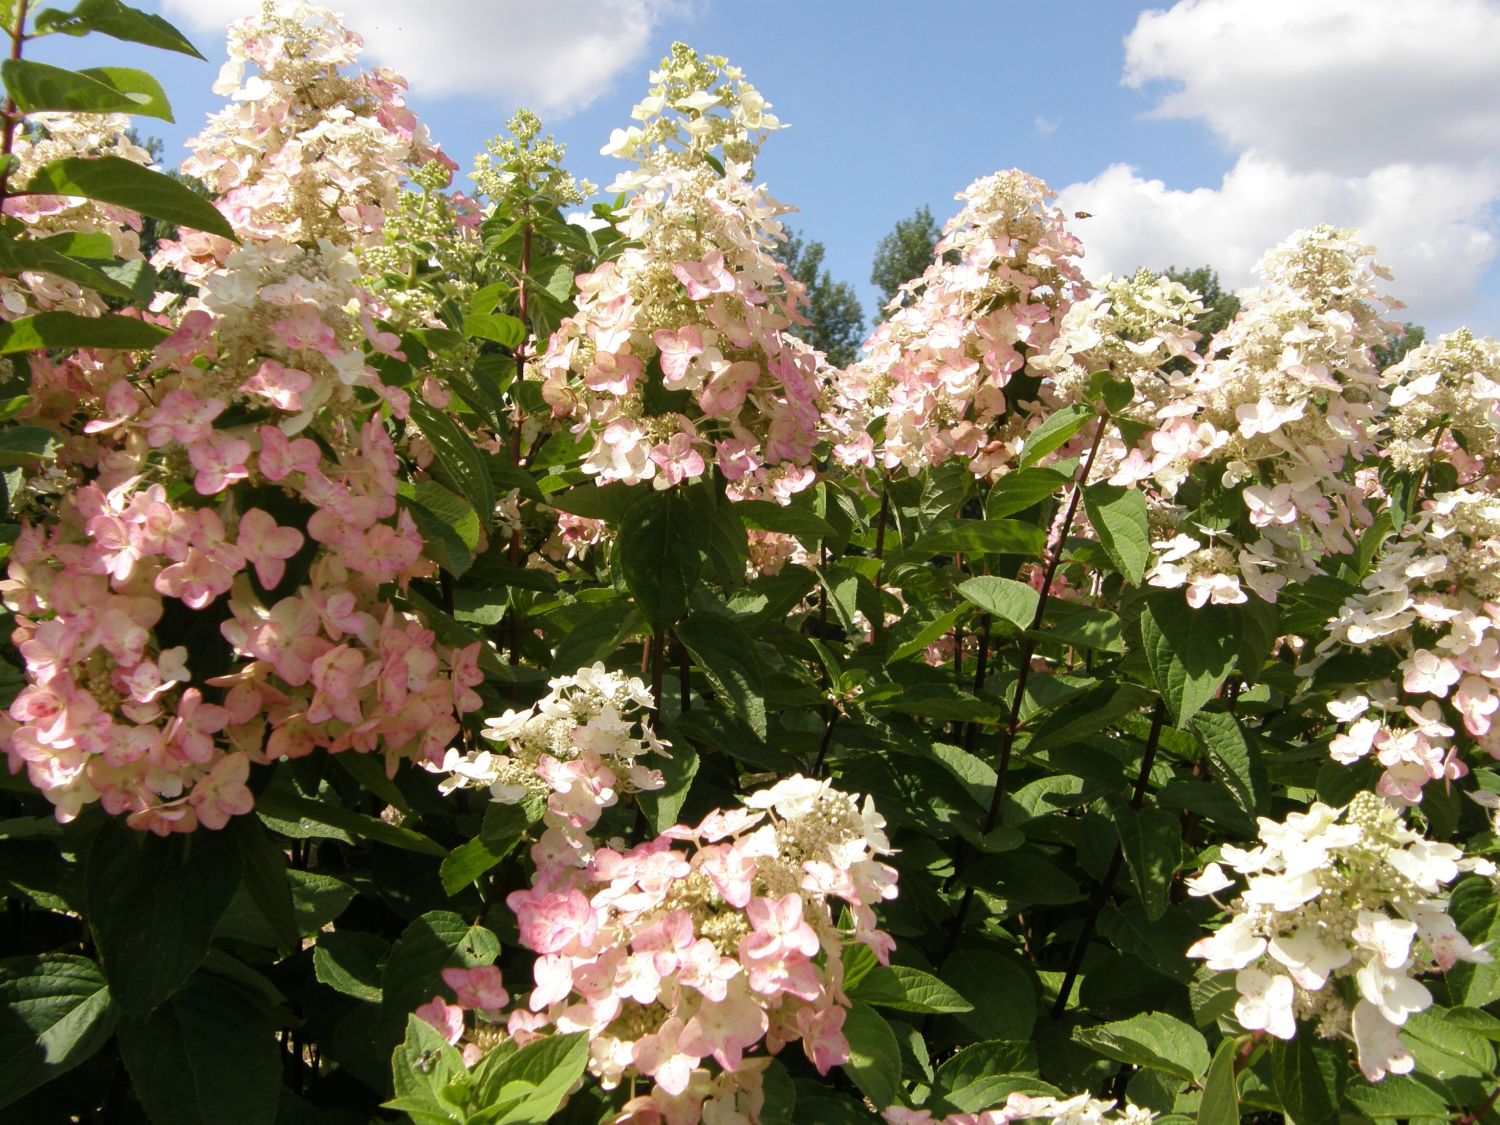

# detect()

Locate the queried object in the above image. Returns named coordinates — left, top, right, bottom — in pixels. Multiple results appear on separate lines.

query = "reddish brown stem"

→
left=0, top=0, right=32, bottom=207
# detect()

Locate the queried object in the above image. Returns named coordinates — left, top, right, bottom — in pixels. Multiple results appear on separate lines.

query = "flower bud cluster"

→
left=884, top=1091, right=1155, bottom=1125
left=826, top=170, right=1087, bottom=479
left=427, top=662, right=669, bottom=857
left=1186, top=793, right=1491, bottom=1081
left=1318, top=489, right=1500, bottom=799
left=159, top=0, right=451, bottom=286
left=1382, top=328, right=1500, bottom=484
left=1144, top=227, right=1398, bottom=607
left=499, top=775, right=897, bottom=1120
left=539, top=44, right=824, bottom=505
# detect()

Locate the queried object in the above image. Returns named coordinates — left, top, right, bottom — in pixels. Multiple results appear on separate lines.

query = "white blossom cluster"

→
left=1186, top=793, right=1492, bottom=1081
left=428, top=663, right=668, bottom=858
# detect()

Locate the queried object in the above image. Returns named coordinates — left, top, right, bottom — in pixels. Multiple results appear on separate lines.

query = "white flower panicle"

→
left=1186, top=793, right=1492, bottom=1082
left=428, top=663, right=668, bottom=858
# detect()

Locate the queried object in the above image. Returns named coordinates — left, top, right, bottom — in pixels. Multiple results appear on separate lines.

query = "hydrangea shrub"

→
left=0, top=5, right=1497, bottom=1125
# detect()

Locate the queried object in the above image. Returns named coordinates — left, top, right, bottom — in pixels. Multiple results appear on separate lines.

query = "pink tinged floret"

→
left=236, top=508, right=304, bottom=589
left=155, top=548, right=236, bottom=609
left=699, top=360, right=760, bottom=417
left=441, top=965, right=509, bottom=1011
left=652, top=325, right=704, bottom=387
left=509, top=886, right=599, bottom=955
left=257, top=425, right=322, bottom=481
left=84, top=380, right=146, bottom=434
left=415, top=996, right=464, bottom=1046
left=145, top=389, right=224, bottom=448
left=272, top=304, right=340, bottom=356
left=188, top=433, right=252, bottom=495
left=530, top=953, right=575, bottom=1010
left=672, top=251, right=736, bottom=301
left=677, top=982, right=768, bottom=1072
left=796, top=1003, right=849, bottom=1074
left=240, top=359, right=314, bottom=411
left=632, top=1017, right=696, bottom=1096
left=648, top=434, right=706, bottom=488
left=742, top=893, right=819, bottom=961
left=189, top=752, right=254, bottom=829
left=307, top=645, right=369, bottom=725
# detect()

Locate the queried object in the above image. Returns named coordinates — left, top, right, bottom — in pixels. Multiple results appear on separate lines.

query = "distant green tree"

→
left=1162, top=265, right=1241, bottom=347
left=1374, top=322, right=1426, bottom=370
left=870, top=204, right=941, bottom=321
left=773, top=228, right=864, bottom=367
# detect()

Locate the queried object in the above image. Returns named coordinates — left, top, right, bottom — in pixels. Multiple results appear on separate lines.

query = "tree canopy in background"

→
left=773, top=227, right=864, bottom=367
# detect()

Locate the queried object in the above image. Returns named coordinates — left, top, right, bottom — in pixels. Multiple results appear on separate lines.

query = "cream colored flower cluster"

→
left=1186, top=794, right=1491, bottom=1081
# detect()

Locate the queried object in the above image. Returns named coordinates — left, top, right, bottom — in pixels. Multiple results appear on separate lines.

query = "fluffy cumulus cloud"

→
left=1058, top=0, right=1500, bottom=329
left=160, top=0, right=685, bottom=117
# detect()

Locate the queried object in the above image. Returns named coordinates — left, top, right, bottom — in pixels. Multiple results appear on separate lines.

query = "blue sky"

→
left=38, top=0, right=1500, bottom=337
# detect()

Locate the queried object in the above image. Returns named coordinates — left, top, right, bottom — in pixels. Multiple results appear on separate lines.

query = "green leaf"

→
left=896, top=517, right=1046, bottom=564
left=618, top=487, right=709, bottom=633
left=0, top=310, right=168, bottom=353
left=1019, top=404, right=1093, bottom=468
left=313, top=930, right=386, bottom=1003
left=215, top=869, right=355, bottom=948
left=380, top=911, right=499, bottom=1049
left=34, top=0, right=206, bottom=58
left=841, top=1002, right=902, bottom=1110
left=1, top=58, right=166, bottom=117
left=399, top=480, right=481, bottom=577
left=388, top=1012, right=466, bottom=1119
left=986, top=466, right=1070, bottom=518
left=1083, top=483, right=1150, bottom=585
left=409, top=400, right=495, bottom=530
left=1197, top=1038, right=1240, bottom=1125
left=440, top=803, right=534, bottom=896
left=1191, top=711, right=1266, bottom=819
left=0, top=953, right=117, bottom=1110
left=1113, top=805, right=1180, bottom=921
left=546, top=481, right=637, bottom=523
left=1072, top=1012, right=1211, bottom=1082
left=1342, top=1076, right=1450, bottom=1119
left=933, top=1041, right=1043, bottom=1114
left=84, top=819, right=242, bottom=1016
left=23, top=156, right=236, bottom=240
left=638, top=745, right=699, bottom=834
left=675, top=613, right=766, bottom=738
left=0, top=425, right=59, bottom=466
left=1140, top=593, right=1237, bottom=727
left=470, top=1032, right=590, bottom=1124
left=1270, top=1034, right=1343, bottom=1125
left=735, top=499, right=836, bottom=546
left=464, top=311, right=525, bottom=348
left=77, top=65, right=173, bottom=119
left=958, top=575, right=1038, bottom=632
left=846, top=965, right=974, bottom=1014
left=116, top=974, right=281, bottom=1125
left=1448, top=878, right=1500, bottom=1007
left=229, top=814, right=298, bottom=954
left=254, top=786, right=447, bottom=857
left=940, top=951, right=1037, bottom=1042
left=0, top=230, right=142, bottom=298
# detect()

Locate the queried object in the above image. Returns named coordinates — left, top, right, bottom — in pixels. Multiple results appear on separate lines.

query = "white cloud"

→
left=1033, top=115, right=1060, bottom=137
left=1124, top=0, right=1500, bottom=176
left=1057, top=155, right=1500, bottom=326
left=1058, top=0, right=1500, bottom=330
left=159, top=0, right=687, bottom=118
